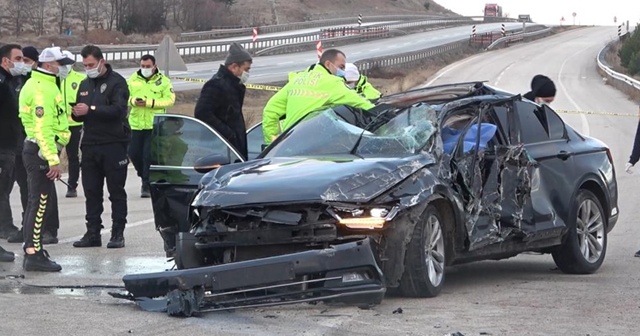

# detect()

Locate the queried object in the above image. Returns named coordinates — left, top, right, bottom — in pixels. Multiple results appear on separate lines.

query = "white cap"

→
left=61, top=50, right=76, bottom=63
left=344, top=63, right=360, bottom=82
left=38, top=46, right=74, bottom=65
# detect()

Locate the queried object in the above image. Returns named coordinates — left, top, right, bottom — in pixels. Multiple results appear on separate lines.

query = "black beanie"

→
left=531, top=75, right=556, bottom=98
left=224, top=43, right=252, bottom=66
left=22, top=46, right=39, bottom=62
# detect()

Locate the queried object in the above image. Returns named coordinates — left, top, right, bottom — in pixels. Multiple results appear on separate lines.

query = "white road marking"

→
left=424, top=53, right=485, bottom=87
left=494, top=62, right=514, bottom=86
left=370, top=48, right=380, bottom=52
left=58, top=219, right=156, bottom=244
left=557, top=48, right=590, bottom=136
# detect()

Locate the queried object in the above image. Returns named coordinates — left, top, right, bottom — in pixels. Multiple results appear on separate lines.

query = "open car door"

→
left=149, top=114, right=263, bottom=254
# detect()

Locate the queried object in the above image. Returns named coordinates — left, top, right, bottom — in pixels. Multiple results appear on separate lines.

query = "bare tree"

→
left=23, top=0, right=47, bottom=36
left=74, top=0, right=92, bottom=33
left=56, top=0, right=71, bottom=34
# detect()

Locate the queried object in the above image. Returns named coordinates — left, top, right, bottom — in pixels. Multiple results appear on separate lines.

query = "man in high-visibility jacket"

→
left=262, top=49, right=375, bottom=144
left=60, top=50, right=86, bottom=198
left=18, top=47, right=72, bottom=272
left=127, top=54, right=175, bottom=198
left=344, top=63, right=382, bottom=101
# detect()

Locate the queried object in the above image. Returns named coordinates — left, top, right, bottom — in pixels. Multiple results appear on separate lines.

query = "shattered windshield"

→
left=264, top=104, right=438, bottom=158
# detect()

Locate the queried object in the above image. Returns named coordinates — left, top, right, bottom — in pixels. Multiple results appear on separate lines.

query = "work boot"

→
left=140, top=183, right=151, bottom=198
left=106, top=229, right=125, bottom=249
left=7, top=227, right=24, bottom=243
left=73, top=231, right=102, bottom=248
left=635, top=250, right=640, bottom=258
left=23, top=250, right=61, bottom=272
left=42, top=231, right=59, bottom=245
left=0, top=225, right=19, bottom=239
left=0, top=245, right=14, bottom=262
left=65, top=187, right=77, bottom=198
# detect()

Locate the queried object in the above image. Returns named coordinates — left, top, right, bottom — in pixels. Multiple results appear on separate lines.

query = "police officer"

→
left=0, top=44, right=25, bottom=262
left=60, top=50, right=86, bottom=198
left=127, top=54, right=175, bottom=198
left=262, top=49, right=375, bottom=145
left=343, top=63, right=382, bottom=101
left=18, top=47, right=73, bottom=271
left=71, top=45, right=130, bottom=249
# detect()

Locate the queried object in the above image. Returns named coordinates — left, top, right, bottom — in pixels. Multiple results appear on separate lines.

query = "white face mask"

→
left=86, top=61, right=103, bottom=79
left=9, top=61, right=25, bottom=76
left=141, top=68, right=154, bottom=78
left=239, top=71, right=249, bottom=84
left=21, top=63, right=34, bottom=76
left=346, top=83, right=356, bottom=89
left=57, top=65, right=70, bottom=80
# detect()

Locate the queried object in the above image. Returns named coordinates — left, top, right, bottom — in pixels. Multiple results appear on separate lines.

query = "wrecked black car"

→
left=121, top=82, right=618, bottom=316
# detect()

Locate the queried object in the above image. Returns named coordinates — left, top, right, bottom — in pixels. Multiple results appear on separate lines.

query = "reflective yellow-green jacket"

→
left=127, top=70, right=175, bottom=130
left=19, top=70, right=70, bottom=166
left=355, top=75, right=382, bottom=101
left=62, top=69, right=86, bottom=127
left=262, top=64, right=375, bottom=144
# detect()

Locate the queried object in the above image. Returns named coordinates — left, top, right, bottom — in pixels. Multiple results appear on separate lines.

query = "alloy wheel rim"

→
left=576, top=199, right=605, bottom=263
left=424, top=214, right=445, bottom=286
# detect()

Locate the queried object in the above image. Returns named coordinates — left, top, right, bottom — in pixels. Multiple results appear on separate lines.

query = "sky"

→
left=435, top=0, right=640, bottom=28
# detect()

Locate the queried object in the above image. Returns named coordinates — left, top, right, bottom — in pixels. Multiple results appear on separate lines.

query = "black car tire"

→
left=399, top=204, right=448, bottom=298
left=552, top=189, right=608, bottom=274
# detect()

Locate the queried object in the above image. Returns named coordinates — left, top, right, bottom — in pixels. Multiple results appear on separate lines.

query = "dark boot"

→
left=0, top=245, right=14, bottom=262
left=140, top=183, right=151, bottom=198
left=107, top=227, right=125, bottom=249
left=73, top=229, right=102, bottom=248
left=7, top=227, right=23, bottom=243
left=65, top=187, right=77, bottom=198
left=0, top=225, right=19, bottom=239
left=23, top=250, right=61, bottom=272
left=42, top=231, right=59, bottom=245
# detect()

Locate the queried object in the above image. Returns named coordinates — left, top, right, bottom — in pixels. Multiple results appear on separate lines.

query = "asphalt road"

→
left=113, top=22, right=531, bottom=91
left=2, top=26, right=638, bottom=335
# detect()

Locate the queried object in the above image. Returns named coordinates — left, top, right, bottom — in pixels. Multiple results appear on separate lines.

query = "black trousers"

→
left=128, top=130, right=152, bottom=186
left=13, top=154, right=59, bottom=234
left=66, top=125, right=82, bottom=189
left=22, top=142, right=60, bottom=250
left=0, top=151, right=15, bottom=231
left=81, top=142, right=129, bottom=232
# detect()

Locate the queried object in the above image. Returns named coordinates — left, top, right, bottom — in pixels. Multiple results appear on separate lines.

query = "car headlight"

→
left=331, top=206, right=399, bottom=230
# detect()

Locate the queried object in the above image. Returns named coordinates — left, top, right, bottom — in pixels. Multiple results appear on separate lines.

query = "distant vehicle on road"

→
left=484, top=3, right=503, bottom=22
left=122, top=82, right=619, bottom=316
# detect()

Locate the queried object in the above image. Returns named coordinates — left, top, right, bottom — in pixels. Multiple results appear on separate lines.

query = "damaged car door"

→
left=149, top=114, right=258, bottom=254
left=450, top=101, right=537, bottom=251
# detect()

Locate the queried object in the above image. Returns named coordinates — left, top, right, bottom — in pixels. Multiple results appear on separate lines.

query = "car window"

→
left=543, top=105, right=566, bottom=140
left=150, top=115, right=242, bottom=168
left=246, top=123, right=264, bottom=160
left=491, top=106, right=510, bottom=144
left=515, top=101, right=549, bottom=144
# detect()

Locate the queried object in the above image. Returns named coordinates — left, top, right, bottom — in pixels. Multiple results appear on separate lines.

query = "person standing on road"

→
left=194, top=42, right=252, bottom=161
left=71, top=45, right=130, bottom=249
left=60, top=50, right=86, bottom=198
left=127, top=54, right=175, bottom=198
left=0, top=44, right=25, bottom=262
left=18, top=47, right=73, bottom=271
left=262, top=49, right=375, bottom=145
left=523, top=74, right=556, bottom=105
left=343, top=63, right=382, bottom=101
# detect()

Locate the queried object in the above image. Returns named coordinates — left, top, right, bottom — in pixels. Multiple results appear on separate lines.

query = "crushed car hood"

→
left=193, top=156, right=434, bottom=208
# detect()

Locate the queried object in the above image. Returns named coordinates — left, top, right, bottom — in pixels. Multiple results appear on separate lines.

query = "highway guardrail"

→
left=486, top=26, right=552, bottom=50
left=596, top=35, right=640, bottom=93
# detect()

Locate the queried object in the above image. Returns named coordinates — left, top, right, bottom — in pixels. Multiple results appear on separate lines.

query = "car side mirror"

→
left=194, top=154, right=230, bottom=174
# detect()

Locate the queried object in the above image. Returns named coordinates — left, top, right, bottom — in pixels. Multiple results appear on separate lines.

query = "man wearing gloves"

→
left=127, top=54, right=175, bottom=198
left=18, top=46, right=72, bottom=271
left=194, top=42, right=252, bottom=160
left=343, top=63, right=382, bottom=101
left=262, top=49, right=375, bottom=145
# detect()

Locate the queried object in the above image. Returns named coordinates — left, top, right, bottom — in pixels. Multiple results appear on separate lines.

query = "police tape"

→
left=555, top=109, right=640, bottom=118
left=170, top=76, right=282, bottom=92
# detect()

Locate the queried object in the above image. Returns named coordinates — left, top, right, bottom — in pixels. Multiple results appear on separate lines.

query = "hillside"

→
left=0, top=0, right=460, bottom=48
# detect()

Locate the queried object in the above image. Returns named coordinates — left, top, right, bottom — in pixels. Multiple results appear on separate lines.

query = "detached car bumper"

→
left=119, top=238, right=385, bottom=316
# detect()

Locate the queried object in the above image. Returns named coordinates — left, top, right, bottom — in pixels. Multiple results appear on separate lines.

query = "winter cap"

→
left=531, top=74, right=556, bottom=98
left=22, top=46, right=39, bottom=62
left=61, top=50, right=76, bottom=63
left=344, top=63, right=360, bottom=82
left=224, top=42, right=252, bottom=66
left=39, top=46, right=74, bottom=65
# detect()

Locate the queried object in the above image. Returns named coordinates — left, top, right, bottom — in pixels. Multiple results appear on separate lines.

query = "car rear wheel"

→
left=399, top=204, right=447, bottom=298
left=552, top=189, right=607, bottom=274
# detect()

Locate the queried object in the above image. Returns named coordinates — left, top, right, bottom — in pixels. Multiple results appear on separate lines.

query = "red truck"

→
left=484, top=3, right=503, bottom=22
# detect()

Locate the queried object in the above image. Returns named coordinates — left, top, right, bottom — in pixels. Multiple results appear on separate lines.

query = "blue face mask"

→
left=336, top=68, right=345, bottom=78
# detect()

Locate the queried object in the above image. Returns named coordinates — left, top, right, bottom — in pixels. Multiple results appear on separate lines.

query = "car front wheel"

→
left=399, top=204, right=447, bottom=298
left=552, top=189, right=607, bottom=274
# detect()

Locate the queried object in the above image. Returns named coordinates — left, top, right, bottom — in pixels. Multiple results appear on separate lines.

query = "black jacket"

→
left=194, top=64, right=248, bottom=160
left=630, top=119, right=640, bottom=165
left=72, top=64, right=130, bottom=145
left=0, top=66, right=23, bottom=153
left=523, top=91, right=536, bottom=101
